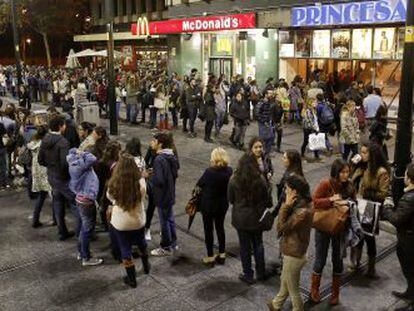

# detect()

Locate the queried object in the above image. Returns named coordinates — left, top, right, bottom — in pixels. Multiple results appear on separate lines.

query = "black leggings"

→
left=145, top=182, right=156, bottom=230
left=202, top=212, right=226, bottom=257
left=301, top=129, right=319, bottom=158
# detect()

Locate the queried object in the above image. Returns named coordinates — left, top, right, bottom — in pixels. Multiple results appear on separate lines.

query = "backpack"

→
left=355, top=106, right=366, bottom=130
left=320, top=102, right=334, bottom=125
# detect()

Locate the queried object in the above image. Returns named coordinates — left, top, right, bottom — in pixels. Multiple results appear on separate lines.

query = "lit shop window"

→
left=279, top=31, right=295, bottom=58
left=312, top=30, right=330, bottom=58
left=352, top=29, right=372, bottom=59
left=373, top=28, right=396, bottom=59
left=210, top=34, right=233, bottom=57
left=396, top=28, right=405, bottom=59
left=295, top=30, right=311, bottom=58
left=332, top=29, right=351, bottom=59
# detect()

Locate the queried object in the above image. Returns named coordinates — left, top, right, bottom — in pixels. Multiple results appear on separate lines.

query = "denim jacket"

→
left=67, top=148, right=99, bottom=201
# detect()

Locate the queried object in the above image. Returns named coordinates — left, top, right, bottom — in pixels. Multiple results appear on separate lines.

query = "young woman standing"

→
left=340, top=100, right=360, bottom=161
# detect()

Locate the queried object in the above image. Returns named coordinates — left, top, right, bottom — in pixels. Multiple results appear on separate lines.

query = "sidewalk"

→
left=0, top=96, right=411, bottom=311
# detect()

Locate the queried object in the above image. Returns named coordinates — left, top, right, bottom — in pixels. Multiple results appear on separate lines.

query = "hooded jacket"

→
left=152, top=149, right=179, bottom=207
left=38, top=132, right=70, bottom=182
left=67, top=148, right=99, bottom=202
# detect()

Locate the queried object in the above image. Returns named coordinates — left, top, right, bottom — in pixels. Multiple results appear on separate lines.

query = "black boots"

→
left=123, top=265, right=137, bottom=288
left=141, top=255, right=151, bottom=274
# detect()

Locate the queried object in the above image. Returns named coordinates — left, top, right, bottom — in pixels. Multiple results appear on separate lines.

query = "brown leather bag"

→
left=312, top=181, right=350, bottom=235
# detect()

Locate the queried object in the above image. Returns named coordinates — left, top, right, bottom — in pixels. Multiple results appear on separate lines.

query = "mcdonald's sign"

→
left=131, top=17, right=151, bottom=36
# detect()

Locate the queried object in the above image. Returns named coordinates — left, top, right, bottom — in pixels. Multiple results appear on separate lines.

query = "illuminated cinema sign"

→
left=131, top=13, right=256, bottom=35
left=291, top=0, right=407, bottom=27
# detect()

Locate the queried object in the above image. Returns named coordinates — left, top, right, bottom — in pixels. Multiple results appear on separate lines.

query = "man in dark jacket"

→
left=230, top=92, right=250, bottom=150
left=185, top=78, right=202, bottom=138
left=383, top=163, right=414, bottom=305
left=150, top=133, right=180, bottom=256
left=257, top=90, right=274, bottom=154
left=271, top=98, right=285, bottom=153
left=38, top=114, right=79, bottom=241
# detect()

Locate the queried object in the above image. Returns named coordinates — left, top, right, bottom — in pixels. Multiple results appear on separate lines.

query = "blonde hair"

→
left=210, top=147, right=229, bottom=168
left=342, top=100, right=356, bottom=114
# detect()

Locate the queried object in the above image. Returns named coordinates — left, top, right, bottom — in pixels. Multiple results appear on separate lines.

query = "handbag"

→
left=309, top=133, right=326, bottom=151
left=312, top=181, right=350, bottom=235
left=259, top=207, right=276, bottom=231
left=356, top=198, right=381, bottom=237
left=185, top=186, right=202, bottom=217
left=154, top=97, right=166, bottom=109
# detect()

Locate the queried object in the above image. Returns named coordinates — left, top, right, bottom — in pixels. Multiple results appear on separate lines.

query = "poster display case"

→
left=352, top=28, right=373, bottom=59
left=312, top=30, right=330, bottom=58
left=332, top=29, right=351, bottom=59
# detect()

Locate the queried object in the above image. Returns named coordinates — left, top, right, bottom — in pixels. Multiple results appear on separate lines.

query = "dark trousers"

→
left=182, top=117, right=188, bottom=131
left=158, top=204, right=177, bottom=249
left=170, top=108, right=178, bottom=127
left=205, top=120, right=214, bottom=140
left=32, top=191, right=49, bottom=224
left=50, top=178, right=80, bottom=239
left=237, top=230, right=265, bottom=279
left=145, top=182, right=156, bottom=230
left=397, top=234, right=414, bottom=294
left=301, top=129, right=319, bottom=158
left=356, top=235, right=377, bottom=259
left=141, top=104, right=147, bottom=123
left=112, top=227, right=147, bottom=260
left=187, top=104, right=198, bottom=133
left=77, top=202, right=96, bottom=260
left=343, top=143, right=358, bottom=161
left=313, top=230, right=343, bottom=275
left=149, top=108, right=157, bottom=129
left=274, top=126, right=283, bottom=150
left=0, top=148, right=8, bottom=187
left=202, top=212, right=226, bottom=257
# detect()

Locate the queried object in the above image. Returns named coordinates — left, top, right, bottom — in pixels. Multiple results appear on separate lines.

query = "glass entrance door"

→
left=209, top=58, right=233, bottom=79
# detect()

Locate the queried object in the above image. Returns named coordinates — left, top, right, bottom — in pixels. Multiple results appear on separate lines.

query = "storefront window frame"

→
left=312, top=29, right=331, bottom=58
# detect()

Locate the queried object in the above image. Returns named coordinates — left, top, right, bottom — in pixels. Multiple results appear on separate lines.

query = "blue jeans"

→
left=116, top=101, right=121, bottom=120
left=258, top=122, right=274, bottom=155
left=187, top=104, right=198, bottom=133
left=112, top=227, right=147, bottom=260
left=215, top=110, right=225, bottom=135
left=49, top=177, right=80, bottom=239
left=77, top=201, right=96, bottom=259
left=237, top=230, right=265, bottom=279
left=313, top=230, right=343, bottom=275
left=126, top=103, right=138, bottom=123
left=158, top=204, right=177, bottom=249
left=0, top=148, right=8, bottom=187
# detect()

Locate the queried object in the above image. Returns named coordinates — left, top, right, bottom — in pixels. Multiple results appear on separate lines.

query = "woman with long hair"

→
left=78, top=121, right=95, bottom=152
left=107, top=153, right=150, bottom=288
left=91, top=126, right=109, bottom=160
left=340, top=100, right=360, bottom=161
left=267, top=174, right=313, bottom=311
left=311, top=159, right=356, bottom=306
left=228, top=138, right=273, bottom=284
left=369, top=105, right=391, bottom=160
left=301, top=99, right=321, bottom=162
left=350, top=142, right=390, bottom=276
left=197, top=147, right=233, bottom=266
left=276, top=150, right=304, bottom=214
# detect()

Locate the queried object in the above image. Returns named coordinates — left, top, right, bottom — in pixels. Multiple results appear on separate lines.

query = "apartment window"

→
left=114, top=0, right=118, bottom=16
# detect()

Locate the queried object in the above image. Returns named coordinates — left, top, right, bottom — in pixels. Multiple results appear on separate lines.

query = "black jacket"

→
left=228, top=173, right=273, bottom=232
left=369, top=120, right=389, bottom=146
left=197, top=166, right=233, bottom=215
left=203, top=91, right=216, bottom=122
left=383, top=189, right=414, bottom=235
left=230, top=99, right=250, bottom=125
left=38, top=133, right=70, bottom=182
left=186, top=85, right=202, bottom=107
left=152, top=150, right=180, bottom=207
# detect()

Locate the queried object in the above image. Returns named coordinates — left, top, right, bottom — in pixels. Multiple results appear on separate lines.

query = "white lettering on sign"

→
left=182, top=17, right=240, bottom=32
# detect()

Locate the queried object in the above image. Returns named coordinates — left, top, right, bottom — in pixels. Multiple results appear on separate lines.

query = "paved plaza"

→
left=0, top=100, right=412, bottom=311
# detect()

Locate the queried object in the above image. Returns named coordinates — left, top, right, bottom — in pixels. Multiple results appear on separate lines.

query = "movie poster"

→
left=332, top=29, right=350, bottom=59
left=279, top=31, right=295, bottom=58
left=295, top=30, right=311, bottom=57
left=373, top=28, right=396, bottom=59
left=352, top=29, right=372, bottom=59
left=313, top=30, right=330, bottom=58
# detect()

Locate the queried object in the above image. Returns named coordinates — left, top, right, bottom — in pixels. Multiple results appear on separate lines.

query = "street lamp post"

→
left=106, top=21, right=118, bottom=135
left=10, top=0, right=22, bottom=100
left=392, top=0, right=414, bottom=202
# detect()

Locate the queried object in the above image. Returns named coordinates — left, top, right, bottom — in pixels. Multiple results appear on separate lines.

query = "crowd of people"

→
left=0, top=64, right=413, bottom=311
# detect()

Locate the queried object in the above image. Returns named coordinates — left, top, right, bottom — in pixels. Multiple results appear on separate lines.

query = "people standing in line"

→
left=311, top=159, right=356, bottom=306
left=186, top=78, right=202, bottom=138
left=301, top=99, right=321, bottom=162
left=276, top=150, right=304, bottom=214
left=27, top=126, right=54, bottom=228
left=228, top=138, right=273, bottom=285
left=203, top=84, right=216, bottom=143
left=38, top=114, right=80, bottom=241
left=369, top=105, right=391, bottom=161
left=196, top=147, right=233, bottom=266
left=350, top=142, right=390, bottom=277
left=107, top=154, right=150, bottom=288
left=340, top=100, right=360, bottom=161
left=67, top=148, right=103, bottom=266
left=383, top=163, right=414, bottom=304
left=229, top=92, right=250, bottom=150
left=257, top=89, right=275, bottom=155
left=267, top=174, right=313, bottom=311
left=150, top=133, right=180, bottom=256
left=213, top=83, right=226, bottom=138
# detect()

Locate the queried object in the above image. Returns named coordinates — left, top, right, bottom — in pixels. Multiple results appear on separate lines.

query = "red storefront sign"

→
left=131, top=13, right=256, bottom=36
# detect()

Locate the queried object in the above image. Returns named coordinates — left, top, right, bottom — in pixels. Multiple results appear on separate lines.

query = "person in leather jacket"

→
left=383, top=163, right=414, bottom=304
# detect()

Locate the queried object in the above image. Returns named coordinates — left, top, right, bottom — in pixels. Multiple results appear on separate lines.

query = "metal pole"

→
left=392, top=0, right=414, bottom=203
left=10, top=0, right=22, bottom=100
left=107, top=21, right=118, bottom=135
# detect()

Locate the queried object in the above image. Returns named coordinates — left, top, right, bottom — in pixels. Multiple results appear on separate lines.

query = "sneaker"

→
left=238, top=273, right=256, bottom=285
left=77, top=253, right=82, bottom=261
left=82, top=258, right=103, bottom=266
left=202, top=256, right=215, bottom=267
left=145, top=229, right=152, bottom=241
left=150, top=247, right=172, bottom=257
left=215, top=253, right=226, bottom=265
